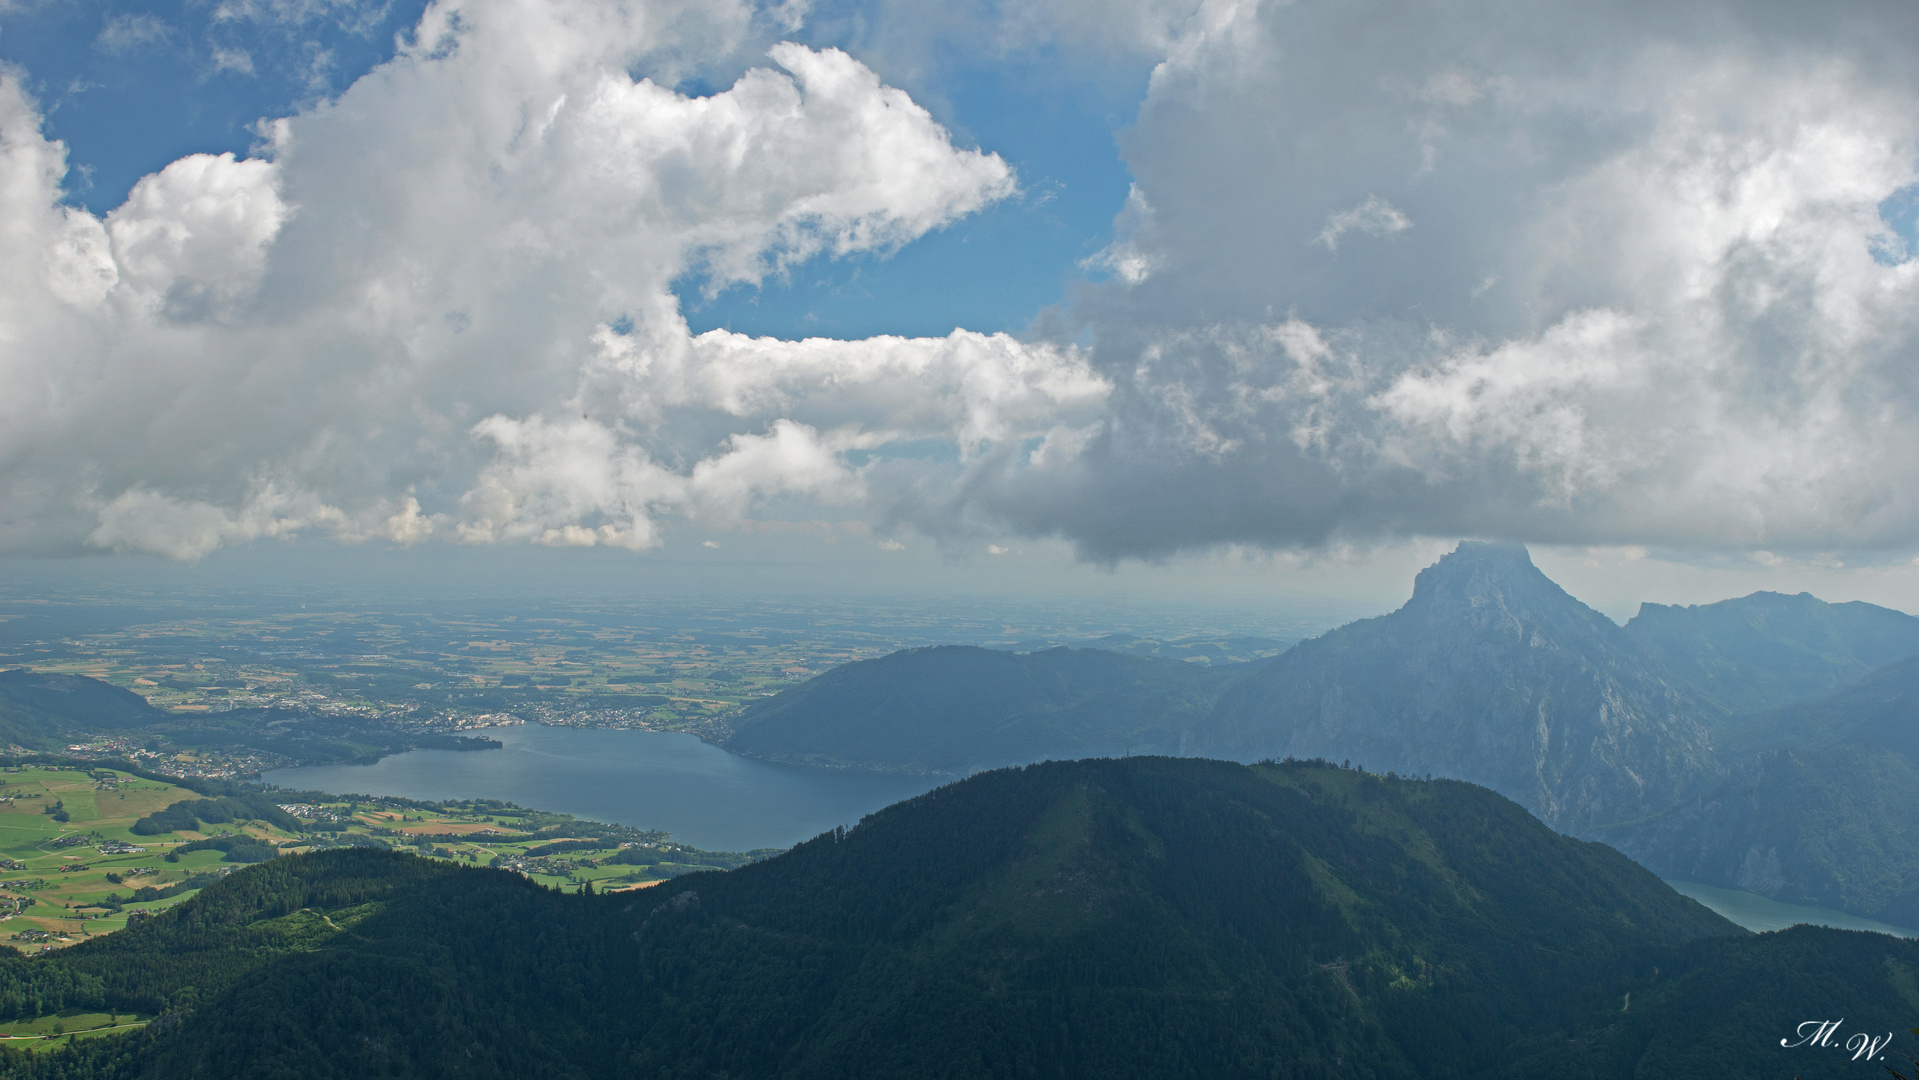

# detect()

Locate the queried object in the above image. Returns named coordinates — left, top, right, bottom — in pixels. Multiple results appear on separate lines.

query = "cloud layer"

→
left=7, top=0, right=1919, bottom=561
left=987, top=0, right=1919, bottom=559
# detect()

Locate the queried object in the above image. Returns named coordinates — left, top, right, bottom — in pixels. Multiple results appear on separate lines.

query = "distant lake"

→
left=1666, top=879, right=1919, bottom=938
left=263, top=725, right=938, bottom=852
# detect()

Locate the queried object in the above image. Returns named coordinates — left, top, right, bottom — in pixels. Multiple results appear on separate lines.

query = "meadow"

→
left=0, top=765, right=758, bottom=967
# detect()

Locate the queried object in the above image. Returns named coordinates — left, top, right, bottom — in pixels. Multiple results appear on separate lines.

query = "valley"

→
left=2, top=545, right=1919, bottom=1076
left=0, top=587, right=1304, bottom=775
left=13, top=541, right=1919, bottom=928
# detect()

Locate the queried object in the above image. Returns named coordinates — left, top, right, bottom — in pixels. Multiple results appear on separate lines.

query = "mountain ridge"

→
left=1624, top=589, right=1919, bottom=717
left=1195, top=541, right=1713, bottom=835
left=720, top=644, right=1235, bottom=772
left=724, top=542, right=1919, bottom=925
left=0, top=668, right=163, bottom=751
left=14, top=756, right=1863, bottom=1080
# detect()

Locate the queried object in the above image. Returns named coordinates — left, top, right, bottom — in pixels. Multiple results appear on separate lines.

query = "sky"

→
left=5, top=0, right=1919, bottom=618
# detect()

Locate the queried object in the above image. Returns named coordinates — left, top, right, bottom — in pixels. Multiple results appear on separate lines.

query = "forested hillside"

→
left=0, top=757, right=1909, bottom=1079
left=722, top=645, right=1238, bottom=772
left=1624, top=590, right=1919, bottom=717
left=0, top=672, right=161, bottom=752
left=1614, top=654, right=1919, bottom=924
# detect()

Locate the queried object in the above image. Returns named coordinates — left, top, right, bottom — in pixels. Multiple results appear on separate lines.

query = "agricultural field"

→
left=0, top=585, right=1310, bottom=780
left=0, top=590, right=1308, bottom=742
left=0, top=765, right=762, bottom=959
left=283, top=794, right=769, bottom=893
left=0, top=766, right=277, bottom=952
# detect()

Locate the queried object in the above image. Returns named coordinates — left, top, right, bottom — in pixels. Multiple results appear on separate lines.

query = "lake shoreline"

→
left=263, top=723, right=937, bottom=852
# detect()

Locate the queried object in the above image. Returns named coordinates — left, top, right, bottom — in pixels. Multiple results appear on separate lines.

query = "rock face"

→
left=1197, top=542, right=1714, bottom=834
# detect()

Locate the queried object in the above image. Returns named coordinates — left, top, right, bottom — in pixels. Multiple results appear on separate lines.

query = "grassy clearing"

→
left=0, top=1010, right=152, bottom=1051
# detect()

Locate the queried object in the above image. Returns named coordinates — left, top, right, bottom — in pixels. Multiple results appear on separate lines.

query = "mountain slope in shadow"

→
left=1624, top=590, right=1919, bottom=717
left=0, top=668, right=162, bottom=750
left=722, top=645, right=1238, bottom=773
left=1195, top=542, right=1713, bottom=836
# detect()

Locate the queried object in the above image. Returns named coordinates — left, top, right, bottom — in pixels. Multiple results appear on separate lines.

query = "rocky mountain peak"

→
left=1401, top=541, right=1598, bottom=637
left=1198, top=539, right=1708, bottom=833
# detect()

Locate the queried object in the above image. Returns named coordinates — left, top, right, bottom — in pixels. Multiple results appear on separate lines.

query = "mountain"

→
left=1610, top=654, right=1919, bottom=924
left=8, top=758, right=1918, bottom=1079
left=994, top=634, right=1293, bottom=666
left=1624, top=591, right=1919, bottom=717
left=1194, top=542, right=1713, bottom=835
left=720, top=645, right=1238, bottom=773
left=0, top=669, right=162, bottom=750
left=722, top=543, right=1919, bottom=926
left=1188, top=544, right=1919, bottom=921
left=44, top=756, right=1919, bottom=1080
left=1714, top=650, right=1919, bottom=759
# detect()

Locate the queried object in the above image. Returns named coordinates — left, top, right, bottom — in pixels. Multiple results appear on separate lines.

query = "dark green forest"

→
left=0, top=757, right=1907, bottom=1079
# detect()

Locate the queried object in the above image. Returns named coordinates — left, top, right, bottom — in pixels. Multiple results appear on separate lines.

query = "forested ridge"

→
left=722, top=644, right=1238, bottom=772
left=0, top=757, right=1910, bottom=1078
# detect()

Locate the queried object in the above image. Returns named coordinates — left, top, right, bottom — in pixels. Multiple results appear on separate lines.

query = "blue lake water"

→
left=1665, top=879, right=1919, bottom=938
left=262, top=725, right=938, bottom=852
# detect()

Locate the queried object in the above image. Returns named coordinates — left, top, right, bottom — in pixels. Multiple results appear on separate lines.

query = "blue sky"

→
left=2, top=0, right=430, bottom=211
left=680, top=46, right=1144, bottom=339
left=2, top=0, right=1139, bottom=341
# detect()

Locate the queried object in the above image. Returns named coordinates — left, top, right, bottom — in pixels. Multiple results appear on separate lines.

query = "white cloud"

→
left=0, top=0, right=1036, bottom=558
left=13, top=0, right=1919, bottom=567
left=96, top=14, right=174, bottom=54
left=106, top=152, right=286, bottom=317
left=210, top=48, right=257, bottom=76
left=940, top=0, right=1919, bottom=560
left=1315, top=195, right=1411, bottom=251
left=1082, top=183, right=1158, bottom=283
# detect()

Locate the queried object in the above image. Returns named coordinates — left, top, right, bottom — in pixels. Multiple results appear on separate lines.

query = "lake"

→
left=263, top=724, right=939, bottom=852
left=1665, top=879, right=1919, bottom=938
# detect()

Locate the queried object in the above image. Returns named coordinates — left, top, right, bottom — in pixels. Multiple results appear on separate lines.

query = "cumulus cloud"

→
left=0, top=0, right=1054, bottom=558
left=943, top=0, right=1919, bottom=560
left=10, top=0, right=1919, bottom=564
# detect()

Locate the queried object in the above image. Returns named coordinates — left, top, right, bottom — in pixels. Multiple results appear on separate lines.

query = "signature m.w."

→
left=1781, top=1019, right=1892, bottom=1062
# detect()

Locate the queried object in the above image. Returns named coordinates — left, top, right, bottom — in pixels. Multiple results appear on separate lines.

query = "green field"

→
left=0, top=762, right=761, bottom=990
left=316, top=800, right=763, bottom=893
left=0, top=766, right=247, bottom=950
left=0, top=1011, right=152, bottom=1052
